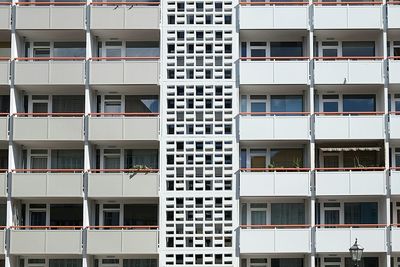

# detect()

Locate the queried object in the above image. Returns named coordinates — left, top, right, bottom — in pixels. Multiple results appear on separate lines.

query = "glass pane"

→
left=0, top=204, right=6, bottom=226
left=125, top=149, right=158, bottom=169
left=104, top=156, right=120, bottom=169
left=103, top=211, right=120, bottom=226
left=251, top=210, right=266, bottom=225
left=31, top=156, right=48, bottom=169
left=343, top=95, right=375, bottom=112
left=324, top=210, right=340, bottom=224
left=344, top=202, right=378, bottom=224
left=104, top=101, right=122, bottom=113
left=270, top=42, right=303, bottom=57
left=125, top=95, right=159, bottom=113
left=270, top=149, right=303, bottom=168
left=323, top=155, right=339, bottom=168
left=323, top=102, right=338, bottom=112
left=51, top=150, right=84, bottom=169
left=50, top=204, right=83, bottom=226
left=250, top=102, right=266, bottom=113
left=33, top=48, right=50, bottom=57
left=106, top=48, right=122, bottom=57
left=342, top=41, right=375, bottom=57
left=53, top=95, right=84, bottom=113
left=30, top=211, right=46, bottom=226
left=123, top=204, right=158, bottom=226
left=271, top=95, right=303, bottom=113
left=271, top=258, right=303, bottom=267
left=271, top=203, right=305, bottom=225
left=251, top=156, right=266, bottom=168
left=250, top=49, right=266, bottom=57
left=49, top=259, right=82, bottom=267
left=32, top=102, right=48, bottom=113
left=322, top=49, right=338, bottom=57
left=53, top=42, right=86, bottom=57
left=126, top=41, right=160, bottom=57
left=123, top=259, right=157, bottom=267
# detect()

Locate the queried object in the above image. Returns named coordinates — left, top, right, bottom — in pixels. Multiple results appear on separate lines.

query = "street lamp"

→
left=349, top=239, right=364, bottom=267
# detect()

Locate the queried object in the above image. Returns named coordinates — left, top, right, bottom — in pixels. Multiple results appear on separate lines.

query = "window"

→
left=343, top=95, right=375, bottom=112
left=270, top=42, right=303, bottom=57
left=271, top=259, right=303, bottom=267
left=250, top=149, right=266, bottom=168
left=51, top=150, right=83, bottom=169
left=396, top=148, right=400, bottom=167
left=30, top=150, right=48, bottom=169
left=126, top=41, right=159, bottom=57
left=394, top=41, right=400, bottom=57
left=270, top=148, right=303, bottom=168
left=322, top=203, right=340, bottom=225
left=103, top=95, right=122, bottom=113
left=53, top=42, right=85, bottom=57
left=344, top=257, right=379, bottom=267
left=31, top=95, right=49, bottom=113
left=103, top=149, right=121, bottom=169
left=27, top=259, right=46, bottom=267
left=123, top=204, right=158, bottom=226
left=271, top=203, right=305, bottom=225
left=342, top=41, right=375, bottom=57
left=123, top=259, right=157, bottom=267
left=249, top=95, right=266, bottom=115
left=103, top=41, right=122, bottom=57
left=321, top=41, right=339, bottom=57
left=52, top=95, right=84, bottom=113
left=392, top=94, right=400, bottom=112
left=250, top=203, right=268, bottom=225
left=322, top=257, right=342, bottom=267
left=101, top=204, right=121, bottom=226
left=49, top=204, right=83, bottom=226
left=125, top=95, right=159, bottom=113
left=28, top=204, right=47, bottom=226
left=249, top=259, right=268, bottom=267
left=0, top=204, right=6, bottom=226
left=344, top=202, right=378, bottom=224
left=124, top=149, right=158, bottom=169
left=49, top=259, right=82, bottom=267
left=322, top=95, right=339, bottom=112
left=248, top=42, right=267, bottom=58
left=271, top=95, right=303, bottom=113
left=32, top=42, right=50, bottom=57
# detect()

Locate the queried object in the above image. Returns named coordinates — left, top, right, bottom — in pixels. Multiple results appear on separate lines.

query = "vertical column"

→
left=309, top=1, right=316, bottom=266
left=82, top=2, right=91, bottom=267
left=382, top=0, right=391, bottom=265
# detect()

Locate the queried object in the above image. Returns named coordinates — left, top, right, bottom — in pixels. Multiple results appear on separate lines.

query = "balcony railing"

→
left=0, top=57, right=10, bottom=85
left=389, top=57, right=400, bottom=84
left=240, top=224, right=311, bottom=253
left=314, top=112, right=385, bottom=139
left=0, top=170, right=6, bottom=197
left=392, top=225, right=400, bottom=252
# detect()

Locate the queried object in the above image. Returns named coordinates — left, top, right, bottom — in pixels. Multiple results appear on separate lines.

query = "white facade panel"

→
left=0, top=117, right=7, bottom=141
left=240, top=61, right=309, bottom=85
left=0, top=172, right=6, bottom=198
left=315, top=228, right=387, bottom=252
left=388, top=5, right=400, bottom=29
left=315, top=171, right=386, bottom=196
left=0, top=60, right=9, bottom=85
left=0, top=6, right=11, bottom=30
left=390, top=115, right=400, bottom=139
left=391, top=170, right=400, bottom=195
left=389, top=60, right=400, bottom=84
left=239, top=116, right=310, bottom=140
left=392, top=228, right=400, bottom=252
left=314, top=6, right=383, bottom=29
left=315, top=115, right=385, bottom=139
left=240, top=171, right=311, bottom=197
left=239, top=6, right=308, bottom=29
left=314, top=61, right=384, bottom=84
left=240, top=228, right=311, bottom=253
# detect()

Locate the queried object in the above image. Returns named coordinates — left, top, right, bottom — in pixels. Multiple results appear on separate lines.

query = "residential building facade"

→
left=0, top=0, right=399, bottom=267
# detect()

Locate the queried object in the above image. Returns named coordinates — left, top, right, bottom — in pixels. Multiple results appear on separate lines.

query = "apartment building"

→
left=0, top=0, right=400, bottom=267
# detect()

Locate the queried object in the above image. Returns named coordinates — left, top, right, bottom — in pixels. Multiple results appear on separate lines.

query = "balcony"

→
left=86, top=227, right=158, bottom=254
left=314, top=58, right=384, bottom=84
left=389, top=58, right=400, bottom=84
left=313, top=3, right=383, bottom=29
left=89, top=58, right=159, bottom=85
left=240, top=58, right=309, bottom=85
left=315, top=168, right=386, bottom=196
left=9, top=227, right=82, bottom=254
left=0, top=227, right=4, bottom=253
left=315, top=225, right=387, bottom=252
left=12, top=114, right=84, bottom=141
left=88, top=170, right=159, bottom=198
left=11, top=170, right=83, bottom=198
left=240, top=169, right=311, bottom=197
left=0, top=5, right=11, bottom=30
left=0, top=59, right=9, bottom=85
left=239, top=2, right=309, bottom=30
left=390, top=169, right=400, bottom=195
left=14, top=58, right=85, bottom=85
left=239, top=113, right=310, bottom=140
left=88, top=114, right=159, bottom=141
left=388, top=3, right=400, bottom=29
left=240, top=226, right=311, bottom=253
left=0, top=116, right=7, bottom=141
left=314, top=113, right=385, bottom=139
left=0, top=171, right=6, bottom=197
left=15, top=3, right=85, bottom=30
left=90, top=2, right=160, bottom=30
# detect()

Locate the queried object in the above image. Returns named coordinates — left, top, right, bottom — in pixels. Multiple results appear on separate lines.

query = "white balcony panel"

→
left=0, top=61, right=9, bottom=85
left=91, top=6, right=160, bottom=30
left=315, top=171, right=386, bottom=196
left=389, top=60, right=400, bottom=84
left=0, top=117, right=7, bottom=141
left=314, top=6, right=383, bottom=29
left=15, top=6, right=85, bottom=29
left=90, top=60, right=159, bottom=85
left=240, top=228, right=311, bottom=253
left=10, top=230, right=82, bottom=254
left=0, top=6, right=11, bottom=30
left=240, top=61, right=309, bottom=85
left=315, top=116, right=385, bottom=139
left=315, top=228, right=386, bottom=252
left=390, top=115, right=400, bottom=139
left=392, top=228, right=400, bottom=252
left=14, top=61, right=85, bottom=85
left=13, top=117, right=84, bottom=141
left=12, top=173, right=83, bottom=198
left=88, top=117, right=158, bottom=141
left=240, top=172, right=310, bottom=197
left=0, top=172, right=6, bottom=197
left=388, top=5, right=400, bottom=29
left=391, top=171, right=400, bottom=195
left=239, top=116, right=310, bottom=140
left=314, top=61, right=384, bottom=84
left=239, top=6, right=308, bottom=29
left=0, top=229, right=4, bottom=253
left=87, top=230, right=158, bottom=254
left=88, top=173, right=158, bottom=198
